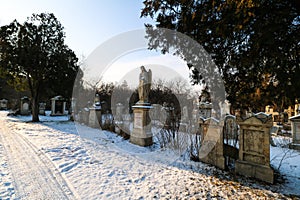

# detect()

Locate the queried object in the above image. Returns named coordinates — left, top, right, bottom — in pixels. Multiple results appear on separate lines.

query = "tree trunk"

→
left=31, top=96, right=39, bottom=122
left=28, top=77, right=40, bottom=122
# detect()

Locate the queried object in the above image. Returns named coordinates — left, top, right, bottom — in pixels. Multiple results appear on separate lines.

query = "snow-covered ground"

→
left=0, top=110, right=299, bottom=199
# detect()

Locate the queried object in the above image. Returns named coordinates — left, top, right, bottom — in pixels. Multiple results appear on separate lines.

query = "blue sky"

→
left=0, top=0, right=153, bottom=56
left=0, top=1, right=199, bottom=88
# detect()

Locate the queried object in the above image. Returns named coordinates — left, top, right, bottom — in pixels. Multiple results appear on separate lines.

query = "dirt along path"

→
left=0, top=114, right=77, bottom=199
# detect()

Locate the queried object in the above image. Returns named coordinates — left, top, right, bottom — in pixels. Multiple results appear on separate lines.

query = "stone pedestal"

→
left=89, top=106, right=101, bottom=128
left=289, top=114, right=300, bottom=150
left=130, top=103, right=153, bottom=147
left=198, top=118, right=225, bottom=170
left=235, top=113, right=274, bottom=183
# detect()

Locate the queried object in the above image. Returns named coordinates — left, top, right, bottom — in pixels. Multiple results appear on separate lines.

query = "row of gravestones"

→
left=125, top=98, right=298, bottom=184
left=197, top=101, right=300, bottom=183
left=76, top=99, right=300, bottom=184
left=198, top=111, right=275, bottom=183
left=74, top=99, right=116, bottom=131
left=3, top=95, right=67, bottom=116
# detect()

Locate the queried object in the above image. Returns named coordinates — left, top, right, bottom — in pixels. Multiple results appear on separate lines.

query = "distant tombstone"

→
left=69, top=98, right=76, bottom=121
left=50, top=96, right=66, bottom=116
left=0, top=99, right=8, bottom=110
left=182, top=106, right=189, bottom=122
left=199, top=102, right=212, bottom=119
left=39, top=102, right=46, bottom=115
left=79, top=108, right=90, bottom=125
left=289, top=114, right=300, bottom=150
left=150, top=104, right=161, bottom=121
left=101, top=111, right=114, bottom=130
left=20, top=96, right=30, bottom=115
left=235, top=112, right=274, bottom=183
left=115, top=103, right=124, bottom=121
left=219, top=100, right=231, bottom=118
left=89, top=94, right=102, bottom=128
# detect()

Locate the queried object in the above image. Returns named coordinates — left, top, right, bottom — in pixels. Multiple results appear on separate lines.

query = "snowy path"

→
left=0, top=118, right=77, bottom=199
left=0, top=111, right=299, bottom=199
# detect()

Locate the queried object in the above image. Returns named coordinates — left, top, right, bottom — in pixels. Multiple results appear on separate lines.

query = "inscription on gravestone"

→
left=134, top=112, right=143, bottom=129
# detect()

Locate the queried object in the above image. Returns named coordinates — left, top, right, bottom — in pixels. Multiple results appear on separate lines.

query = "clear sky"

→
left=0, top=1, right=199, bottom=90
left=0, top=0, right=153, bottom=56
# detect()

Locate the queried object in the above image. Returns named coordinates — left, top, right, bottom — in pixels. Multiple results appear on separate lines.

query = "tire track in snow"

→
left=0, top=119, right=79, bottom=199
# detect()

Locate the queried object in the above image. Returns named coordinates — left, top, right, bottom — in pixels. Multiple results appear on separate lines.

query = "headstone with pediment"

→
left=235, top=112, right=274, bottom=183
left=20, top=96, right=30, bottom=115
left=289, top=114, right=300, bottom=150
left=50, top=96, right=66, bottom=116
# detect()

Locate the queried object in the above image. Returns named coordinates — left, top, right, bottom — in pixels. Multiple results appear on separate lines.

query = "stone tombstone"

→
left=115, top=103, right=124, bottom=121
left=235, top=112, right=274, bottom=183
left=289, top=114, right=300, bottom=150
left=219, top=100, right=231, bottom=118
left=198, top=117, right=225, bottom=170
left=50, top=96, right=66, bottom=116
left=89, top=95, right=102, bottom=128
left=163, top=104, right=175, bottom=130
left=0, top=99, right=8, bottom=110
left=89, top=107, right=100, bottom=128
left=130, top=66, right=153, bottom=147
left=20, top=96, right=30, bottom=115
left=150, top=104, right=160, bottom=121
left=182, top=106, right=189, bottom=122
left=199, top=102, right=212, bottom=119
left=69, top=98, right=77, bottom=121
left=39, top=102, right=46, bottom=115
left=101, top=111, right=114, bottom=130
left=80, top=108, right=90, bottom=125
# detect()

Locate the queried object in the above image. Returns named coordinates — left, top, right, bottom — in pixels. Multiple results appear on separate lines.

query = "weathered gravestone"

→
left=235, top=112, right=274, bottom=183
left=39, top=102, right=46, bottom=115
left=0, top=99, right=8, bottom=110
left=115, top=103, right=124, bottom=122
left=20, top=96, right=30, bottom=115
left=89, top=94, right=102, bottom=128
left=289, top=114, right=300, bottom=150
left=69, top=98, right=76, bottom=121
left=198, top=117, right=226, bottom=170
left=50, top=96, right=66, bottom=116
left=130, top=66, right=153, bottom=146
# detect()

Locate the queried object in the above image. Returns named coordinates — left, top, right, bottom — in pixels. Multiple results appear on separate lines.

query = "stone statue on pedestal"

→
left=130, top=66, right=153, bottom=147
left=138, top=66, right=152, bottom=104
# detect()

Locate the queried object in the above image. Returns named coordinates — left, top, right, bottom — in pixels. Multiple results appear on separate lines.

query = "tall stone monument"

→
left=130, top=66, right=153, bottom=146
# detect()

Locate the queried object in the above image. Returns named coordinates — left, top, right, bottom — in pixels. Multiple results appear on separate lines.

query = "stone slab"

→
left=235, top=160, right=274, bottom=184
